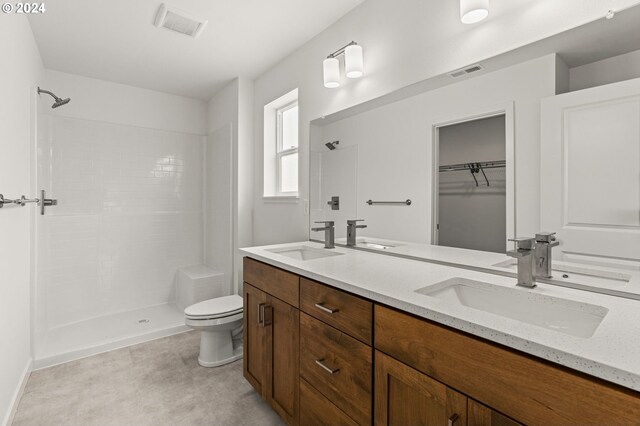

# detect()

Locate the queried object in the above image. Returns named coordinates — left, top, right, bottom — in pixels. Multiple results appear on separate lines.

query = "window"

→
left=276, top=102, right=299, bottom=194
left=263, top=88, right=299, bottom=199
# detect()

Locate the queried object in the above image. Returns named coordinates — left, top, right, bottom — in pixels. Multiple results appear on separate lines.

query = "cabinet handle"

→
left=448, top=413, right=459, bottom=426
left=315, top=358, right=339, bottom=374
left=263, top=305, right=273, bottom=326
left=314, top=303, right=339, bottom=314
left=257, top=303, right=265, bottom=326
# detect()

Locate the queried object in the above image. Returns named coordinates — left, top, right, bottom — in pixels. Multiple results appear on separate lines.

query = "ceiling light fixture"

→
left=460, top=0, right=490, bottom=24
left=323, top=41, right=364, bottom=89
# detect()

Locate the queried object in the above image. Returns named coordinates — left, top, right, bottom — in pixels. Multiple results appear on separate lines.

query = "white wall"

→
left=252, top=0, right=640, bottom=246
left=42, top=70, right=207, bottom=134
left=206, top=79, right=239, bottom=294
left=0, top=15, right=43, bottom=426
left=206, top=77, right=254, bottom=294
left=313, top=55, right=559, bottom=244
left=570, top=49, right=640, bottom=91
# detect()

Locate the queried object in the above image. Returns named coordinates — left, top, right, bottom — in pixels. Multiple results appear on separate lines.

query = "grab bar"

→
left=366, top=199, right=412, bottom=206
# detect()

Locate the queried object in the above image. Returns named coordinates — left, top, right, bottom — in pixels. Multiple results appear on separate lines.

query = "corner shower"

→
left=31, top=85, right=231, bottom=368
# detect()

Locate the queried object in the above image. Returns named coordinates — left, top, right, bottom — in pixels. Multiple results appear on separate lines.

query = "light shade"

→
left=323, top=57, right=340, bottom=88
left=460, top=0, right=489, bottom=24
left=345, top=44, right=364, bottom=79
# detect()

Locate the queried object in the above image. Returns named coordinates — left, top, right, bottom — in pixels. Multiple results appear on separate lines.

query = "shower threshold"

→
left=34, top=303, right=189, bottom=369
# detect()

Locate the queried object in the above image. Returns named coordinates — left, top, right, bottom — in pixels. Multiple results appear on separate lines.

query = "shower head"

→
left=37, top=87, right=71, bottom=109
left=325, top=141, right=339, bottom=150
left=52, top=97, right=71, bottom=108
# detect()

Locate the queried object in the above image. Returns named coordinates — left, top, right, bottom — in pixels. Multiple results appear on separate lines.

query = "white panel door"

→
left=541, top=78, right=640, bottom=264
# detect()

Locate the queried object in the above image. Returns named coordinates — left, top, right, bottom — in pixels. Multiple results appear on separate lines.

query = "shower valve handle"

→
left=39, top=190, right=58, bottom=215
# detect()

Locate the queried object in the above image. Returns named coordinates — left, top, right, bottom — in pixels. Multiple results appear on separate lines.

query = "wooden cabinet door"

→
left=265, top=295, right=299, bottom=425
left=468, top=400, right=521, bottom=426
left=243, top=283, right=267, bottom=395
left=375, top=350, right=466, bottom=426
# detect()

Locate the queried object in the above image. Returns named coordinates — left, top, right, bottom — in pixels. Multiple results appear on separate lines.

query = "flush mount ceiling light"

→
left=460, top=0, right=490, bottom=24
left=323, top=41, right=364, bottom=89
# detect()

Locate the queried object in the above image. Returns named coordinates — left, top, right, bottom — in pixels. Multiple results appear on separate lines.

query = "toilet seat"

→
left=184, top=295, right=243, bottom=320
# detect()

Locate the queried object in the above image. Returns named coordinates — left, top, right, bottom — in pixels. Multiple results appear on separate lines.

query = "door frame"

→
left=429, top=101, right=515, bottom=251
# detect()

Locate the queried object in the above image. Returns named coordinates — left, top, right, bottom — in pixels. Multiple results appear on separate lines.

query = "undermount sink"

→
left=266, top=246, right=344, bottom=261
left=355, top=238, right=402, bottom=250
left=415, top=277, right=608, bottom=338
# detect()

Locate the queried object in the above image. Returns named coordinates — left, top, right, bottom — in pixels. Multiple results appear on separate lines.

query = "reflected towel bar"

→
left=366, top=199, right=412, bottom=206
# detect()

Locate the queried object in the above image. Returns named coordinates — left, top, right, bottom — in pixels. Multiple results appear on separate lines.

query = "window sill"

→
left=263, top=195, right=300, bottom=204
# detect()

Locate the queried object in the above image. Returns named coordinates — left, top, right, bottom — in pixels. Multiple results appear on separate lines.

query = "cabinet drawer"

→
left=300, top=277, right=372, bottom=344
left=300, top=378, right=358, bottom=426
left=375, top=304, right=640, bottom=425
left=243, top=257, right=299, bottom=307
left=300, top=313, right=372, bottom=426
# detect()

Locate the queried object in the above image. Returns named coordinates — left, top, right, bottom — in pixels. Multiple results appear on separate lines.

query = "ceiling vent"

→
left=154, top=3, right=208, bottom=39
left=448, top=63, right=485, bottom=78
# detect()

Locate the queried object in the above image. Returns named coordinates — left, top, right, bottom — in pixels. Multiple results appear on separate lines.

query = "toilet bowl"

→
left=184, top=295, right=243, bottom=367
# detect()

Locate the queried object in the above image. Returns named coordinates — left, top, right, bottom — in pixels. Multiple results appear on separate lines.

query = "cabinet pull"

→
left=263, top=305, right=273, bottom=326
left=315, top=358, right=339, bottom=374
left=314, top=303, right=339, bottom=314
left=448, top=413, right=459, bottom=426
left=257, top=303, right=266, bottom=326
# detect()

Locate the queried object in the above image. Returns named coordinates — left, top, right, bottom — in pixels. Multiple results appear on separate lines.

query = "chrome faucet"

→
left=311, top=221, right=335, bottom=249
left=534, top=232, right=559, bottom=279
left=346, top=219, right=367, bottom=246
left=507, top=237, right=536, bottom=288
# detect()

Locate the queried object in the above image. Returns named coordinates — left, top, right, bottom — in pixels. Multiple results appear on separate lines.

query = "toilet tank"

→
left=176, top=265, right=226, bottom=310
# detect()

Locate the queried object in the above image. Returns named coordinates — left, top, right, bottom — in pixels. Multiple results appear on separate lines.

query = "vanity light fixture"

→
left=323, top=41, right=364, bottom=88
left=460, top=0, right=490, bottom=24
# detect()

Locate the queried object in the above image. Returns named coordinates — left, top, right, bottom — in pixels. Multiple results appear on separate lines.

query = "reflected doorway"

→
left=433, top=114, right=509, bottom=253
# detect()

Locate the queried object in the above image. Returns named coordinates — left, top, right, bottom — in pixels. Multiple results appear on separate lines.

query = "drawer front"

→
left=300, top=278, right=372, bottom=344
left=375, top=304, right=640, bottom=425
left=243, top=257, right=299, bottom=307
left=300, top=378, right=358, bottom=426
left=300, top=312, right=372, bottom=426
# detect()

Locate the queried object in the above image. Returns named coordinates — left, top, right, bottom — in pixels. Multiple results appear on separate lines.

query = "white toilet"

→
left=184, top=295, right=244, bottom=367
left=176, top=265, right=243, bottom=368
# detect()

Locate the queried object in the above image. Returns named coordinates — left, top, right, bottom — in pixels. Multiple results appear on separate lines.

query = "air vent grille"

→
left=154, top=4, right=208, bottom=38
left=448, top=63, right=485, bottom=79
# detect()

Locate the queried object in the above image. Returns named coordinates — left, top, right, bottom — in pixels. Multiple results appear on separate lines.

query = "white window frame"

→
left=275, top=100, right=299, bottom=196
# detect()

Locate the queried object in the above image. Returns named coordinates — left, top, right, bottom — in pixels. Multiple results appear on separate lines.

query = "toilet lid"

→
left=185, top=295, right=243, bottom=318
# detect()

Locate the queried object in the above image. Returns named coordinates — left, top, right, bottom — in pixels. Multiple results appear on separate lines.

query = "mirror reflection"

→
left=309, top=5, right=640, bottom=273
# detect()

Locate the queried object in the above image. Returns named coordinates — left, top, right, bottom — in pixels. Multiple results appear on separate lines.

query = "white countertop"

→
left=240, top=241, right=640, bottom=392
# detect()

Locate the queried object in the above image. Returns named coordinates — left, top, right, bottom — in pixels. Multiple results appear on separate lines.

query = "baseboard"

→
left=2, top=357, right=32, bottom=426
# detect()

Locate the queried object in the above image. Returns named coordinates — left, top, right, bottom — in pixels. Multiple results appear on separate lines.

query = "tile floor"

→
left=12, top=331, right=283, bottom=426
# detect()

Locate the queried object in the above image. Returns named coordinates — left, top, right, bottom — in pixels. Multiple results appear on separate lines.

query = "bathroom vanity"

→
left=241, top=243, right=640, bottom=426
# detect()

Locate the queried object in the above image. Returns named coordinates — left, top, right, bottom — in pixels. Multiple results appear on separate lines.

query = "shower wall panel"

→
left=37, top=115, right=204, bottom=330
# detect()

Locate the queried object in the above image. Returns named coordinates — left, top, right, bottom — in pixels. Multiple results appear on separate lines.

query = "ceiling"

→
left=27, top=0, right=364, bottom=100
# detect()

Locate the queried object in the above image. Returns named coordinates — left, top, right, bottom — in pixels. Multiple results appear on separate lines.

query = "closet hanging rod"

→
left=366, top=199, right=412, bottom=206
left=439, top=160, right=506, bottom=172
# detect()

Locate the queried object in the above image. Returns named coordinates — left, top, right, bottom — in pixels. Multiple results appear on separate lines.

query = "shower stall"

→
left=31, top=82, right=232, bottom=368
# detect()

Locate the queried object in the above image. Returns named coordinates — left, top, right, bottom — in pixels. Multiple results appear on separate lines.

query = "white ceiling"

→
left=27, top=0, right=364, bottom=100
